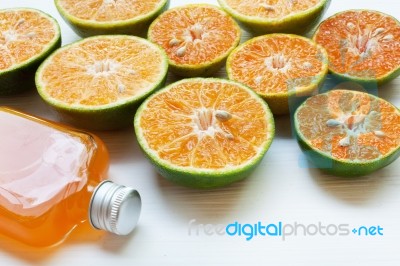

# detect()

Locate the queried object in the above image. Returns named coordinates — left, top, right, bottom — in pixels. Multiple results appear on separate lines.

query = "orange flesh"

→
left=39, top=36, right=165, bottom=106
left=222, top=0, right=321, bottom=18
left=139, top=80, right=271, bottom=169
left=228, top=35, right=326, bottom=94
left=314, top=10, right=400, bottom=78
left=296, top=90, right=400, bottom=161
left=57, top=0, right=163, bottom=22
left=0, top=108, right=108, bottom=246
left=148, top=5, right=240, bottom=65
left=0, top=10, right=58, bottom=70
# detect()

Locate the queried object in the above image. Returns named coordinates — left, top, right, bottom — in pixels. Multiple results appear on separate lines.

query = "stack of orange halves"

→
left=0, top=0, right=399, bottom=188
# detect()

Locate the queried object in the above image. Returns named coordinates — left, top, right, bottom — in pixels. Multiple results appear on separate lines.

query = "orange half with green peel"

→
left=227, top=34, right=328, bottom=115
left=0, top=8, right=61, bottom=95
left=148, top=4, right=241, bottom=77
left=218, top=0, right=331, bottom=35
left=55, top=0, right=169, bottom=37
left=134, top=78, right=275, bottom=188
left=36, top=35, right=168, bottom=131
left=295, top=89, right=400, bottom=176
left=313, top=10, right=400, bottom=85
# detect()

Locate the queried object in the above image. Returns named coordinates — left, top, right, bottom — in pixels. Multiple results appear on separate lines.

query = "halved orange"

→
left=148, top=4, right=241, bottom=77
left=55, top=0, right=169, bottom=37
left=36, top=35, right=168, bottom=130
left=313, top=10, right=400, bottom=85
left=227, top=34, right=328, bottom=115
left=0, top=8, right=61, bottom=95
left=134, top=78, right=275, bottom=188
left=218, top=0, right=331, bottom=35
left=295, top=89, right=400, bottom=176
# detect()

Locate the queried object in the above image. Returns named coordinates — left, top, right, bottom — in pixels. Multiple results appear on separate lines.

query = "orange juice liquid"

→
left=0, top=107, right=109, bottom=247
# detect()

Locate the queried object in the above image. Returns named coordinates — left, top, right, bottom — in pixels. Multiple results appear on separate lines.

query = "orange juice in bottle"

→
left=0, top=107, right=141, bottom=247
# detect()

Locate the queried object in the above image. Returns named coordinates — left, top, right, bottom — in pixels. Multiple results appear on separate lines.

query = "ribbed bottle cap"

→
left=89, top=180, right=141, bottom=235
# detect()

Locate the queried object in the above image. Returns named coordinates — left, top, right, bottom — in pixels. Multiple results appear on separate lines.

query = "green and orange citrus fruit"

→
left=55, top=0, right=169, bottom=37
left=218, top=0, right=331, bottom=35
left=36, top=35, right=168, bottom=130
left=0, top=8, right=61, bottom=95
left=148, top=4, right=241, bottom=77
left=313, top=9, right=400, bottom=85
left=134, top=78, right=275, bottom=188
left=295, top=89, right=400, bottom=176
left=227, top=33, right=328, bottom=115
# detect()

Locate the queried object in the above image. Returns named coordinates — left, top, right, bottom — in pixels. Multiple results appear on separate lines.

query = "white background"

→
left=1, top=0, right=399, bottom=265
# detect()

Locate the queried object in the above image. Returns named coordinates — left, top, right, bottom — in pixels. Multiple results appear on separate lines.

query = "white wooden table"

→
left=0, top=1, right=399, bottom=265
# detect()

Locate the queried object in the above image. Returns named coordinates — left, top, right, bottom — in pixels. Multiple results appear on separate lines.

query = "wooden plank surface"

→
left=0, top=1, right=399, bottom=265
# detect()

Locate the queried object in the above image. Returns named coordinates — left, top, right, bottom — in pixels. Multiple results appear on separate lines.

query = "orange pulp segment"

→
left=296, top=90, right=400, bottom=161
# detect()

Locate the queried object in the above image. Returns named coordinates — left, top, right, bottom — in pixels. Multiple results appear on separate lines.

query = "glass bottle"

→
left=0, top=107, right=141, bottom=247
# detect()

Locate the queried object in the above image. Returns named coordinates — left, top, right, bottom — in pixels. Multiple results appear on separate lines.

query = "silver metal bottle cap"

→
left=89, top=180, right=141, bottom=235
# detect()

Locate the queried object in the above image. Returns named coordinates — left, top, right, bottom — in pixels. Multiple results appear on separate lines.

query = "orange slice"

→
left=148, top=4, right=241, bottom=77
left=36, top=35, right=168, bottom=130
left=134, top=78, right=275, bottom=188
left=55, top=0, right=169, bottom=37
left=218, top=0, right=331, bottom=35
left=0, top=8, right=61, bottom=95
left=313, top=10, right=400, bottom=85
left=227, top=34, right=328, bottom=115
left=295, top=89, right=400, bottom=176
